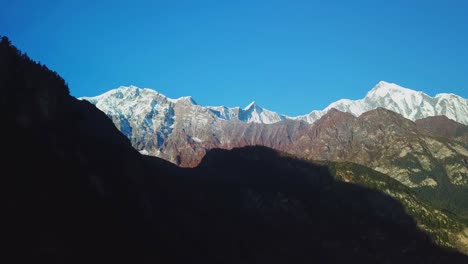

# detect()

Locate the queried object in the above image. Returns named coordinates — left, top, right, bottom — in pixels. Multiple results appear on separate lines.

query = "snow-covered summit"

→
left=366, top=81, right=416, bottom=97
left=238, top=101, right=287, bottom=124
left=294, top=81, right=468, bottom=125
left=171, top=96, right=197, bottom=105
left=244, top=101, right=258, bottom=110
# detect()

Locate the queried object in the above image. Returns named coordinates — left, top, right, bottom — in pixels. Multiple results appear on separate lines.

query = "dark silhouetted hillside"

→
left=1, top=36, right=156, bottom=263
left=144, top=146, right=468, bottom=263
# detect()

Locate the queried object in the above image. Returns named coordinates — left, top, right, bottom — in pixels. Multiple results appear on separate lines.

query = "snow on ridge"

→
left=81, top=85, right=198, bottom=105
left=81, top=81, right=468, bottom=125
left=366, top=81, right=417, bottom=96
left=80, top=85, right=286, bottom=124
left=294, top=81, right=468, bottom=125
left=435, top=93, right=462, bottom=98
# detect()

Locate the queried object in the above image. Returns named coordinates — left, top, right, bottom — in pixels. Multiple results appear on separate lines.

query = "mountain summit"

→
left=243, top=101, right=257, bottom=110
left=295, top=81, right=468, bottom=124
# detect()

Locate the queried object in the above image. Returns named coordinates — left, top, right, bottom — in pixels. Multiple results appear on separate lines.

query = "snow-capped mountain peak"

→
left=237, top=101, right=288, bottom=124
left=171, top=96, right=197, bottom=105
left=244, top=101, right=258, bottom=110
left=296, top=81, right=468, bottom=125
left=366, top=81, right=417, bottom=98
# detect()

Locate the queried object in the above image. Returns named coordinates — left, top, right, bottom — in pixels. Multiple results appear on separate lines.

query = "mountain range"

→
left=81, top=83, right=468, bottom=175
left=82, top=79, right=468, bottom=217
left=82, top=81, right=468, bottom=127
left=4, top=36, right=468, bottom=262
left=81, top=82, right=468, bottom=163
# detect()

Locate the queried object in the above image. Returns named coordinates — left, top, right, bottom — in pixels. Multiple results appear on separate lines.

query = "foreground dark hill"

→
left=2, top=36, right=467, bottom=263
left=146, top=147, right=468, bottom=261
left=1, top=36, right=156, bottom=263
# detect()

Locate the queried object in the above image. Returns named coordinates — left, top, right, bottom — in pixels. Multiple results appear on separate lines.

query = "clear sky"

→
left=1, top=0, right=467, bottom=115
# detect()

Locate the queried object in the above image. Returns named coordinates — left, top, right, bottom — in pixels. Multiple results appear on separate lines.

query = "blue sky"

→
left=1, top=0, right=467, bottom=115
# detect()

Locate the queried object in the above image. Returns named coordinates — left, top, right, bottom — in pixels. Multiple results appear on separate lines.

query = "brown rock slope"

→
left=416, top=115, right=468, bottom=143
left=159, top=116, right=308, bottom=167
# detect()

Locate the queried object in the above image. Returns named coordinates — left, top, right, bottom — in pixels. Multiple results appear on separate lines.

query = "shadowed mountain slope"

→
left=145, top=146, right=468, bottom=262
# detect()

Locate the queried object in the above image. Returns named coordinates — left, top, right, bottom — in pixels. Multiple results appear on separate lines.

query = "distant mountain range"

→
left=82, top=81, right=468, bottom=126
left=81, top=82, right=468, bottom=163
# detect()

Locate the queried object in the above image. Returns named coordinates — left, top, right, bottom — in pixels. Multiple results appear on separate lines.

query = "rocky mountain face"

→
left=289, top=108, right=468, bottom=187
left=81, top=86, right=309, bottom=166
left=284, top=108, right=468, bottom=215
left=6, top=36, right=468, bottom=262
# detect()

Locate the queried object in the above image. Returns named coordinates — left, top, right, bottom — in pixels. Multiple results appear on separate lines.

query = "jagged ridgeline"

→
left=2, top=36, right=468, bottom=263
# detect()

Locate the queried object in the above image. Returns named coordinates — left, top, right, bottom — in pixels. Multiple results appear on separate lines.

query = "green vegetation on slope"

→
left=327, top=161, right=468, bottom=253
